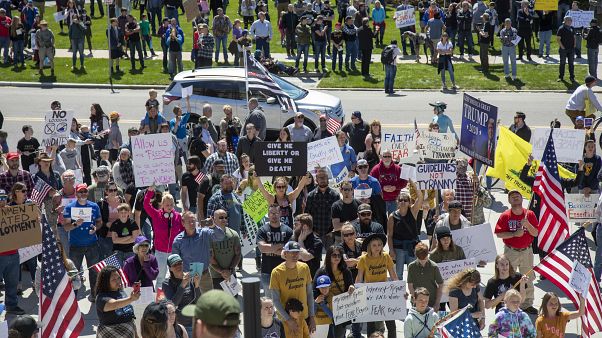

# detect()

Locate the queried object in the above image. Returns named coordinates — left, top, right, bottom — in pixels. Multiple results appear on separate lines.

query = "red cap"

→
left=6, top=152, right=19, bottom=161
left=75, top=184, right=88, bottom=192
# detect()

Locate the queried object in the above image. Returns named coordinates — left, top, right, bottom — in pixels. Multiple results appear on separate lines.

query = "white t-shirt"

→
left=437, top=41, right=453, bottom=54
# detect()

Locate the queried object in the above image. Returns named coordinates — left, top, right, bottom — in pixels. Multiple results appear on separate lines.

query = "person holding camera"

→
left=122, top=235, right=159, bottom=288
left=162, top=253, right=201, bottom=338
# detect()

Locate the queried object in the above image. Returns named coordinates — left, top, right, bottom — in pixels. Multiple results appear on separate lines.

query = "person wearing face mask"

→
left=206, top=174, right=243, bottom=235
left=370, top=149, right=406, bottom=215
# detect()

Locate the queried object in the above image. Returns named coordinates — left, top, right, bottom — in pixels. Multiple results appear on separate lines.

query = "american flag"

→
left=40, top=215, right=84, bottom=338
left=245, top=52, right=298, bottom=113
left=194, top=171, right=206, bottom=185
left=532, top=129, right=569, bottom=252
left=91, top=255, right=130, bottom=287
left=326, top=117, right=342, bottom=135
left=31, top=177, right=53, bottom=206
left=437, top=305, right=481, bottom=338
left=533, top=228, right=602, bottom=337
left=414, top=118, right=420, bottom=138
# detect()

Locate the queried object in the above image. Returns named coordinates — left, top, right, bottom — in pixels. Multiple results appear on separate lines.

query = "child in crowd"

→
left=488, top=289, right=536, bottom=337
left=110, top=203, right=140, bottom=264
left=278, top=11, right=286, bottom=46
left=404, top=287, right=439, bottom=338
left=535, top=292, right=585, bottom=338
left=260, top=297, right=286, bottom=337
left=140, top=13, right=157, bottom=58
left=314, top=275, right=334, bottom=335
left=59, top=138, right=81, bottom=171
left=99, top=149, right=111, bottom=167
left=284, top=297, right=310, bottom=338
left=145, top=89, right=160, bottom=109
left=16, top=124, right=40, bottom=172
left=108, top=111, right=122, bottom=163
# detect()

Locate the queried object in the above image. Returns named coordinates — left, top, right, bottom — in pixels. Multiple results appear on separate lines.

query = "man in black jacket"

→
left=357, top=17, right=373, bottom=77
left=456, top=1, right=474, bottom=57
left=585, top=18, right=601, bottom=79
left=282, top=4, right=298, bottom=57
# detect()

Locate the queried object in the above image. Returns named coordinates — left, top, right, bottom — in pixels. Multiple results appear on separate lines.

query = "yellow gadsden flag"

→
left=486, top=126, right=576, bottom=198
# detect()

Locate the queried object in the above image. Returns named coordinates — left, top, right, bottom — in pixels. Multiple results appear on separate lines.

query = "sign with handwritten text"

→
left=352, top=281, right=407, bottom=323
left=451, top=223, right=497, bottom=263
left=132, top=133, right=176, bottom=187
left=382, top=130, right=415, bottom=162
left=416, top=132, right=456, bottom=159
left=565, top=193, right=599, bottom=222
left=307, top=136, right=344, bottom=169
left=332, top=286, right=368, bottom=325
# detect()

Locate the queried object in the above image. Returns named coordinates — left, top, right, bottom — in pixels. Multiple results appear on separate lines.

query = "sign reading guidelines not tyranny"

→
left=415, top=163, right=457, bottom=190
left=132, top=133, right=177, bottom=187
left=42, top=110, right=74, bottom=147
left=459, top=94, right=498, bottom=167
left=0, top=204, right=41, bottom=253
left=253, top=142, right=307, bottom=177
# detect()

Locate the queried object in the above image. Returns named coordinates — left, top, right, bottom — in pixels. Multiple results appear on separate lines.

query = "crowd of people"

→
left=0, top=0, right=601, bottom=88
left=1, top=76, right=601, bottom=338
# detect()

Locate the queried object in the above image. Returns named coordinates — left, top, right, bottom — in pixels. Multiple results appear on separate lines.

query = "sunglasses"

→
left=398, top=199, right=410, bottom=202
left=382, top=155, right=392, bottom=158
left=107, top=188, right=118, bottom=192
left=358, top=165, right=368, bottom=169
left=77, top=190, right=89, bottom=194
left=343, top=232, right=355, bottom=237
left=359, top=212, right=372, bottom=216
left=63, top=177, right=75, bottom=181
left=276, top=185, right=287, bottom=189
left=331, top=253, right=341, bottom=258
left=341, top=188, right=352, bottom=191
left=218, top=216, right=228, bottom=220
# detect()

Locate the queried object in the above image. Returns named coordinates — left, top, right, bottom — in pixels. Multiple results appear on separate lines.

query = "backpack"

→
left=381, top=45, right=395, bottom=65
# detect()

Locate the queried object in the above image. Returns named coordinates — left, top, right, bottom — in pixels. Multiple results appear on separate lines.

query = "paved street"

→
left=0, top=87, right=600, bottom=337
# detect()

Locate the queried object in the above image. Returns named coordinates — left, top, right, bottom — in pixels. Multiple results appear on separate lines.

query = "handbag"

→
left=228, top=40, right=238, bottom=55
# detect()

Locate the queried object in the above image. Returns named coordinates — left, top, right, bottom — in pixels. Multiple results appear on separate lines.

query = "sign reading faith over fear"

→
left=382, top=130, right=415, bottom=162
left=131, top=133, right=177, bottom=187
left=531, top=128, right=585, bottom=164
left=42, top=110, right=74, bottom=147
left=416, top=132, right=456, bottom=159
left=460, top=94, right=498, bottom=167
left=415, top=163, right=457, bottom=190
left=0, top=204, right=41, bottom=253
left=253, top=142, right=307, bottom=177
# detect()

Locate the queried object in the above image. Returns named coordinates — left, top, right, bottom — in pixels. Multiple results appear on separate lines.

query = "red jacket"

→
left=370, top=161, right=407, bottom=202
left=0, top=16, right=12, bottom=38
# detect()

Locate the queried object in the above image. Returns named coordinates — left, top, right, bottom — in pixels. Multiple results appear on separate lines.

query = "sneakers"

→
left=6, top=306, right=26, bottom=315
left=522, top=306, right=538, bottom=315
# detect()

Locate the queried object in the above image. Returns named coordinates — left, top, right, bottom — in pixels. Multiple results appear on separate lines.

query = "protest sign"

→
left=183, top=0, right=201, bottom=21
left=569, top=261, right=592, bottom=297
left=220, top=275, right=242, bottom=296
left=53, top=11, right=67, bottom=22
left=132, top=133, right=177, bottom=187
left=332, top=286, right=368, bottom=325
left=459, top=94, right=498, bottom=167
left=307, top=136, right=344, bottom=169
left=61, top=197, right=77, bottom=207
left=353, top=281, right=407, bottom=323
left=437, top=259, right=477, bottom=280
left=241, top=211, right=260, bottom=256
left=416, top=132, right=456, bottom=159
left=400, top=165, right=416, bottom=181
left=0, top=204, right=41, bottom=253
left=180, top=84, right=193, bottom=97
left=535, top=0, right=557, bottom=11
left=312, top=325, right=331, bottom=338
left=253, top=142, right=308, bottom=176
left=242, top=182, right=275, bottom=222
left=382, top=130, right=415, bottom=162
left=531, top=128, right=585, bottom=163
left=565, top=194, right=599, bottom=222
left=451, top=223, right=497, bottom=263
left=71, top=207, right=92, bottom=222
left=42, top=110, right=74, bottom=147
left=415, top=163, right=457, bottom=190
left=354, top=188, right=372, bottom=199
left=129, top=286, right=155, bottom=305
left=395, top=8, right=416, bottom=28
left=19, top=244, right=42, bottom=264
left=332, top=167, right=349, bottom=189
left=571, top=11, right=595, bottom=28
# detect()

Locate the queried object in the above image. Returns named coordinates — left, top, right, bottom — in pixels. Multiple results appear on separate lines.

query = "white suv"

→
left=162, top=67, right=344, bottom=139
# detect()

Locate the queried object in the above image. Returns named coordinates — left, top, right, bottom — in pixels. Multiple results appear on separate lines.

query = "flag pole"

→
left=243, top=47, right=249, bottom=108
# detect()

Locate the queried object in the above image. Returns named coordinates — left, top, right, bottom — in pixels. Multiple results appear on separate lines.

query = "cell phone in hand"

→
left=133, top=281, right=141, bottom=293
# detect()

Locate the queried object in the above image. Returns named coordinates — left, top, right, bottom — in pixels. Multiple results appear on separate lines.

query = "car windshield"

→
left=270, top=74, right=308, bottom=100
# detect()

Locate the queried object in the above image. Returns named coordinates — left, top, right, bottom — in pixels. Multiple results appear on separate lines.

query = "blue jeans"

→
left=384, top=64, right=396, bottom=93
left=155, top=250, right=170, bottom=288
left=71, top=38, right=85, bottom=67
left=19, top=257, right=37, bottom=284
left=447, top=27, right=457, bottom=48
left=0, top=253, right=20, bottom=308
left=575, top=33, right=582, bottom=57
left=296, top=43, right=309, bottom=70
left=129, top=39, right=144, bottom=68
left=165, top=7, right=179, bottom=24
left=594, top=223, right=602, bottom=283
left=538, top=30, right=551, bottom=56
left=69, top=243, right=100, bottom=297
left=261, top=272, right=272, bottom=298
left=559, top=47, right=575, bottom=80
left=332, top=45, right=343, bottom=70
left=314, top=40, right=326, bottom=69
left=215, top=35, right=228, bottom=62
left=394, top=247, right=416, bottom=278
left=255, top=37, right=270, bottom=58
left=148, top=7, right=162, bottom=34
left=0, top=36, right=10, bottom=63
left=12, top=39, right=24, bottom=65
left=345, top=39, right=358, bottom=69
left=440, top=59, right=455, bottom=85
left=588, top=47, right=598, bottom=78
left=502, top=45, right=517, bottom=77
left=457, top=30, right=473, bottom=55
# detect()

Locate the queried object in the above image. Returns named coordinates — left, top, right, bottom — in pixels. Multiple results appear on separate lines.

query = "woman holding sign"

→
left=10, top=182, right=37, bottom=296
left=254, top=173, right=311, bottom=229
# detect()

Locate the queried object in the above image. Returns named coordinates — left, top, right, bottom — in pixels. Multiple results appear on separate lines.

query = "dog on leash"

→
left=402, top=31, right=431, bottom=63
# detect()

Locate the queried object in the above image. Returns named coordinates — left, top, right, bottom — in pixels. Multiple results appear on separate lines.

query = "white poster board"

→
left=129, top=286, right=156, bottom=305
left=571, top=11, right=595, bottom=28
left=415, top=132, right=456, bottom=159
left=400, top=165, right=417, bottom=181
left=220, top=275, right=242, bottom=296
left=569, top=261, right=591, bottom=297
left=42, top=110, right=74, bottom=147
left=332, top=286, right=368, bottom=325
left=132, top=133, right=177, bottom=187
left=531, top=128, right=586, bottom=163
left=438, top=259, right=477, bottom=303
left=382, top=130, right=416, bottom=162
left=307, top=136, right=344, bottom=169
left=415, top=163, right=457, bottom=190
left=353, top=281, right=407, bottom=323
left=565, top=193, right=599, bottom=222
left=19, top=244, right=42, bottom=263
left=71, top=207, right=92, bottom=222
left=394, top=8, right=416, bottom=28
left=451, top=223, right=498, bottom=263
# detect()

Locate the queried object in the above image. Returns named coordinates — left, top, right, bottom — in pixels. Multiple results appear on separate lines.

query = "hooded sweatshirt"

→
left=403, top=307, right=440, bottom=338
left=488, top=307, right=536, bottom=338
left=143, top=190, right=184, bottom=253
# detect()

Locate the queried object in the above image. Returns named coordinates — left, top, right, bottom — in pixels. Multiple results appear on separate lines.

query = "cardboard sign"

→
left=241, top=211, right=260, bottom=256
left=183, top=0, right=201, bottom=21
left=415, top=163, right=457, bottom=190
left=565, top=194, right=599, bottom=222
left=42, top=110, right=74, bottom=147
left=220, top=275, right=242, bottom=296
left=332, top=287, right=368, bottom=325
left=400, top=165, right=417, bottom=181
left=307, top=136, right=344, bottom=169
left=132, top=133, right=177, bottom=187
left=395, top=8, right=416, bottom=28
left=459, top=94, right=498, bottom=167
left=180, top=84, right=193, bottom=97
left=382, top=130, right=415, bottom=162
left=437, top=259, right=477, bottom=280
left=253, top=142, right=308, bottom=176
left=531, top=128, right=585, bottom=163
left=534, top=0, right=557, bottom=10
left=451, top=223, right=498, bottom=263
left=416, top=132, right=456, bottom=159
left=0, top=204, right=41, bottom=253
left=53, top=11, right=67, bottom=22
left=242, top=182, right=275, bottom=222
left=569, top=261, right=592, bottom=297
left=570, top=10, right=595, bottom=28
left=353, top=281, right=407, bottom=323
left=71, top=207, right=92, bottom=222
left=19, top=244, right=42, bottom=263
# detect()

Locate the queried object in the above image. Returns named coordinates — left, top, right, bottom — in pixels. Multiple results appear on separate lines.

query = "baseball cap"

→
left=586, top=75, right=597, bottom=84
left=110, top=111, right=120, bottom=119
left=358, top=203, right=372, bottom=213
left=167, top=254, right=183, bottom=267
left=357, top=159, right=368, bottom=167
left=435, top=226, right=452, bottom=239
left=76, top=183, right=88, bottom=192
left=576, top=116, right=585, bottom=122
left=315, top=275, right=332, bottom=288
left=213, top=159, right=225, bottom=166
left=143, top=302, right=168, bottom=324
left=284, top=241, right=301, bottom=252
left=0, top=189, right=7, bottom=200
left=10, top=315, right=41, bottom=337
left=6, top=152, right=19, bottom=161
left=352, top=111, right=362, bottom=119
left=448, top=200, right=463, bottom=210
left=182, top=290, right=241, bottom=326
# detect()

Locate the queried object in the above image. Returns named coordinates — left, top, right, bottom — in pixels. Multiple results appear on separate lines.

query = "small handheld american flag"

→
left=326, top=117, right=342, bottom=135
left=437, top=305, right=481, bottom=338
left=91, top=255, right=130, bottom=287
left=31, top=177, right=53, bottom=206
left=194, top=171, right=206, bottom=185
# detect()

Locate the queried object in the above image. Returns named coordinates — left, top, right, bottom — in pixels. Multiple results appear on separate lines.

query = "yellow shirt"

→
left=357, top=252, right=393, bottom=283
left=535, top=312, right=571, bottom=338
left=270, top=261, right=312, bottom=319
left=315, top=294, right=333, bottom=326
left=283, top=316, right=310, bottom=338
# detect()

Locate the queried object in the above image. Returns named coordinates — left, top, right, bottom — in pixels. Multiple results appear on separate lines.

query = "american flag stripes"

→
left=194, top=171, right=206, bottom=185
left=245, top=53, right=298, bottom=113
left=91, top=255, right=130, bottom=287
left=533, top=129, right=569, bottom=253
left=326, top=117, right=342, bottom=135
left=40, top=215, right=84, bottom=338
left=31, top=178, right=53, bottom=206
left=437, top=305, right=482, bottom=338
left=533, top=228, right=602, bottom=337
left=414, top=118, right=420, bottom=138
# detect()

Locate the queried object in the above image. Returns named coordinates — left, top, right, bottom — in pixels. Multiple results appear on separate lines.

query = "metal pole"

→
left=243, top=47, right=249, bottom=105
left=241, top=277, right=261, bottom=338
left=107, top=0, right=116, bottom=93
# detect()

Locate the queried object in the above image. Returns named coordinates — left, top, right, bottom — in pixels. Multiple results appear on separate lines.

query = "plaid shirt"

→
left=212, top=15, right=232, bottom=37
left=0, top=170, right=34, bottom=198
left=305, top=186, right=341, bottom=236
left=202, top=151, right=239, bottom=175
left=455, top=173, right=474, bottom=222
left=198, top=33, right=215, bottom=59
